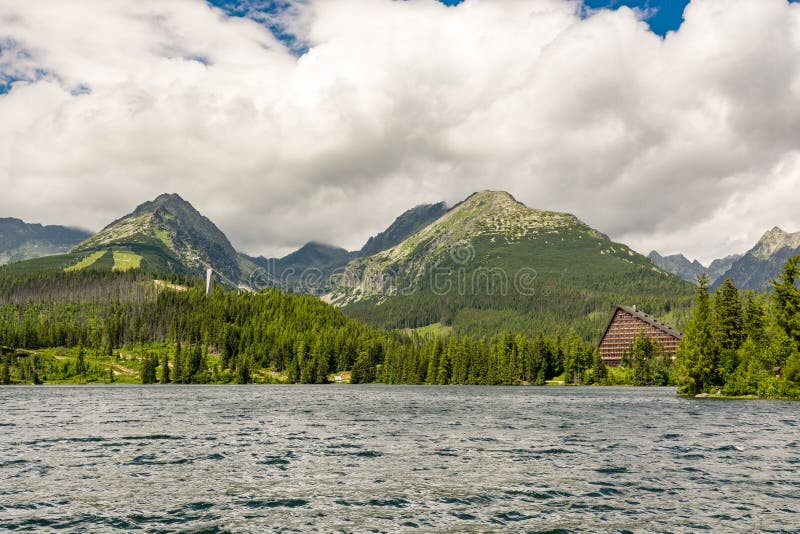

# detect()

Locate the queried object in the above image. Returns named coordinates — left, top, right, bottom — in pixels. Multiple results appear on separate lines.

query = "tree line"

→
left=0, top=269, right=669, bottom=386
left=674, top=256, right=800, bottom=399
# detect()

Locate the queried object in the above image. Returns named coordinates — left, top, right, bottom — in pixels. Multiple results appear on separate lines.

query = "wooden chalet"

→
left=598, top=305, right=683, bottom=367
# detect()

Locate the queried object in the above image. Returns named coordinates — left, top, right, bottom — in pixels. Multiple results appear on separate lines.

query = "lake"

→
left=0, top=386, right=798, bottom=532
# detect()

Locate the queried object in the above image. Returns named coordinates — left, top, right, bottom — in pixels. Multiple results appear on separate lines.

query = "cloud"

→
left=0, top=0, right=798, bottom=263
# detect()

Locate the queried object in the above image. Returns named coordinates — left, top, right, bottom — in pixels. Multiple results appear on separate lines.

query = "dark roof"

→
left=600, top=305, right=684, bottom=343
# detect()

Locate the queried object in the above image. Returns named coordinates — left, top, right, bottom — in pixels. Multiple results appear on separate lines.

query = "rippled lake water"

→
left=0, top=386, right=798, bottom=532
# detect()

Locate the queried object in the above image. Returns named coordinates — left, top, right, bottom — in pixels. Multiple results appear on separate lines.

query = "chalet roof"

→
left=601, top=305, right=684, bottom=342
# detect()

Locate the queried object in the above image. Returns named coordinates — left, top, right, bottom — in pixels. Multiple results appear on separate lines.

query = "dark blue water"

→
left=0, top=386, right=798, bottom=532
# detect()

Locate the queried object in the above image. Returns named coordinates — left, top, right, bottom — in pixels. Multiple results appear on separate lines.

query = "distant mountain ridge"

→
left=651, top=226, right=800, bottom=291
left=247, top=242, right=357, bottom=294
left=0, top=218, right=90, bottom=265
left=359, top=202, right=449, bottom=257
left=647, top=251, right=707, bottom=284
left=711, top=227, right=800, bottom=291
left=647, top=251, right=742, bottom=285
left=706, top=254, right=743, bottom=282
left=248, top=201, right=452, bottom=293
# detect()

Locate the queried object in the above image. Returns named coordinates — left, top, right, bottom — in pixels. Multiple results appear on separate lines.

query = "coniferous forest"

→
left=0, top=268, right=649, bottom=387
left=673, top=256, right=800, bottom=399
left=0, top=270, right=607, bottom=386
left=1, top=257, right=799, bottom=399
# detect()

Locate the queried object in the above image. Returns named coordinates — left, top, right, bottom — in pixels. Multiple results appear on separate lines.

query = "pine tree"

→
left=714, top=278, right=744, bottom=381
left=646, top=340, right=671, bottom=387
left=773, top=255, right=800, bottom=349
left=675, top=274, right=719, bottom=394
left=160, top=354, right=170, bottom=384
left=141, top=353, right=158, bottom=384
left=742, top=291, right=767, bottom=344
left=75, top=345, right=87, bottom=383
left=236, top=355, right=251, bottom=384
left=591, top=349, right=607, bottom=384
left=714, top=278, right=744, bottom=351
left=1, top=357, right=11, bottom=385
left=186, top=344, right=203, bottom=383
left=351, top=349, right=375, bottom=384
left=631, top=331, right=652, bottom=386
left=173, top=342, right=183, bottom=384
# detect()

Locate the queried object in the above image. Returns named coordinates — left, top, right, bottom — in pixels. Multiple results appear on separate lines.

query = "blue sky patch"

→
left=207, top=0, right=797, bottom=46
left=206, top=0, right=692, bottom=49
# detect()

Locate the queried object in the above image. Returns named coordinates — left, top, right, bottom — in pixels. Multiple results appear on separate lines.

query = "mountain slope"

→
left=0, top=218, right=90, bottom=265
left=648, top=251, right=707, bottom=284
left=331, top=191, right=694, bottom=339
left=2, top=194, right=244, bottom=282
left=247, top=201, right=450, bottom=293
left=648, top=250, right=743, bottom=286
left=72, top=193, right=242, bottom=281
left=712, top=227, right=800, bottom=291
left=248, top=242, right=357, bottom=294
left=359, top=202, right=449, bottom=257
left=706, top=253, right=742, bottom=282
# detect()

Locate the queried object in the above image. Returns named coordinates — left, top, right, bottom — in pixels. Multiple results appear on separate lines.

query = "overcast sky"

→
left=1, top=0, right=799, bottom=264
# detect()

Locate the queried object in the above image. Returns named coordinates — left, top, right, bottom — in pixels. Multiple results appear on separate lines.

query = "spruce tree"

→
left=141, top=354, right=158, bottom=384
left=675, top=274, right=718, bottom=394
left=173, top=342, right=183, bottom=384
left=160, top=354, right=170, bottom=384
left=76, top=345, right=87, bottom=383
left=1, top=357, right=11, bottom=385
left=714, top=278, right=744, bottom=351
left=236, top=355, right=251, bottom=384
left=714, top=278, right=744, bottom=381
left=591, top=349, right=607, bottom=384
left=742, top=291, right=767, bottom=344
left=773, top=255, right=800, bottom=349
left=631, top=331, right=652, bottom=386
left=186, top=344, right=203, bottom=383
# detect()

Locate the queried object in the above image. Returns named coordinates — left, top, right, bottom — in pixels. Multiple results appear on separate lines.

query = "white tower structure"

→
left=205, top=268, right=214, bottom=295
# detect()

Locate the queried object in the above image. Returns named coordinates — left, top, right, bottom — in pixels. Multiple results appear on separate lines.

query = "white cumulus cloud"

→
left=0, top=0, right=799, bottom=263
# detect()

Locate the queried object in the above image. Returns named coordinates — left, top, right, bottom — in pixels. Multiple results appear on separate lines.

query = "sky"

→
left=1, top=0, right=799, bottom=264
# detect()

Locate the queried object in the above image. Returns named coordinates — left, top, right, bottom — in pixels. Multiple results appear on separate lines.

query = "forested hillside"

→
left=338, top=192, right=694, bottom=341
left=0, top=270, right=632, bottom=386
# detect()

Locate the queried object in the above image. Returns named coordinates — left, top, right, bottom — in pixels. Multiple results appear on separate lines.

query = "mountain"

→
left=648, top=250, right=743, bottom=286
left=330, top=191, right=695, bottom=339
left=359, top=202, right=449, bottom=257
left=706, top=254, right=742, bottom=282
left=2, top=194, right=247, bottom=283
left=248, top=242, right=357, bottom=294
left=248, top=201, right=450, bottom=293
left=0, top=218, right=90, bottom=265
left=648, top=251, right=706, bottom=284
left=712, top=227, right=800, bottom=291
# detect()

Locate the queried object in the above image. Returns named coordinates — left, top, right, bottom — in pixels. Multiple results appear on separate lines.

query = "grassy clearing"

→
left=405, top=323, right=453, bottom=338
left=4, top=343, right=296, bottom=385
left=65, top=250, right=107, bottom=272
left=112, top=249, right=142, bottom=271
left=546, top=372, right=566, bottom=386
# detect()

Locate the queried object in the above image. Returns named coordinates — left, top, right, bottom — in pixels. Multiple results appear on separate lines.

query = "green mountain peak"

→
left=329, top=191, right=692, bottom=339
left=72, top=194, right=241, bottom=280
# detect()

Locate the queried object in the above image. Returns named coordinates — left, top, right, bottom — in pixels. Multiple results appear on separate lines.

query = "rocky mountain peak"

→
left=752, top=226, right=800, bottom=260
